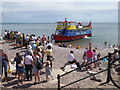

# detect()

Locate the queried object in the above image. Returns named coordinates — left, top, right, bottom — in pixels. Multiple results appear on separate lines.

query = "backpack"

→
left=35, top=57, right=43, bottom=70
left=48, top=55, right=54, bottom=61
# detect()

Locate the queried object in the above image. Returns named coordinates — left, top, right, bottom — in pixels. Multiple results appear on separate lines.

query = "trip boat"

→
left=53, top=18, right=92, bottom=42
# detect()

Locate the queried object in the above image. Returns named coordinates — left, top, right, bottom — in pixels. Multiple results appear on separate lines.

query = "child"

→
left=97, top=53, right=102, bottom=68
left=93, top=49, right=97, bottom=68
left=17, top=57, right=24, bottom=85
left=82, top=53, right=89, bottom=70
left=44, top=61, right=53, bottom=82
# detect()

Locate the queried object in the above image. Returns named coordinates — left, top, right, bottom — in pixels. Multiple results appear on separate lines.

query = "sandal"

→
left=33, top=82, right=37, bottom=85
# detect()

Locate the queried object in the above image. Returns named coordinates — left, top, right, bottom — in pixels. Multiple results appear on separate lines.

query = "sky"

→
left=0, top=0, right=119, bottom=23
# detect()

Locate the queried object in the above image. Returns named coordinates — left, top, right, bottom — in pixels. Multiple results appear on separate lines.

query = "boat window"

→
left=63, top=23, right=68, bottom=26
left=69, top=23, right=76, bottom=26
left=57, top=23, right=63, bottom=25
left=74, top=30, right=77, bottom=32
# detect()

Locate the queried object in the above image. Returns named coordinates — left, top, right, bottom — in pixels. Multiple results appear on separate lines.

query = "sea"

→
left=0, top=22, right=118, bottom=49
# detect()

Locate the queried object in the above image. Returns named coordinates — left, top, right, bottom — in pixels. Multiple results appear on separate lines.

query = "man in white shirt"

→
left=24, top=52, right=33, bottom=81
left=46, top=41, right=53, bottom=49
left=61, top=50, right=81, bottom=71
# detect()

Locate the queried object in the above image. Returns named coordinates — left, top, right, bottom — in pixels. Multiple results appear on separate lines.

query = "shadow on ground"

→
left=2, top=80, right=18, bottom=87
left=12, top=83, right=33, bottom=89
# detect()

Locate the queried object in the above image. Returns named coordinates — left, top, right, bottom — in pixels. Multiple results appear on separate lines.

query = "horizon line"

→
left=0, top=21, right=118, bottom=24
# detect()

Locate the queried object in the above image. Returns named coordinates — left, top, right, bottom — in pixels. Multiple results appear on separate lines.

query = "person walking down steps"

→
left=61, top=50, right=81, bottom=71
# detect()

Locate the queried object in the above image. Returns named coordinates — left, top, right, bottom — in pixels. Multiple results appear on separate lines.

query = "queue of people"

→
left=1, top=30, right=54, bottom=85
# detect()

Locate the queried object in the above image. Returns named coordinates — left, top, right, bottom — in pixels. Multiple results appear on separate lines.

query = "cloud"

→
left=3, top=2, right=117, bottom=12
left=2, top=2, right=118, bottom=23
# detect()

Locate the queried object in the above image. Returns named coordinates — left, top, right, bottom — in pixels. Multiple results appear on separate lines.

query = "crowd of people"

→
left=3, top=30, right=52, bottom=48
left=1, top=30, right=54, bottom=85
left=61, top=43, right=120, bottom=71
left=1, top=30, right=120, bottom=88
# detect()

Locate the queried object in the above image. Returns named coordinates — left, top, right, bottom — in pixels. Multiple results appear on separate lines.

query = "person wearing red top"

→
left=42, top=35, right=46, bottom=42
left=86, top=47, right=93, bottom=70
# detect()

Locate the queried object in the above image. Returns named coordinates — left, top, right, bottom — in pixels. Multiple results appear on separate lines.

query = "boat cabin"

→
left=55, top=21, right=77, bottom=35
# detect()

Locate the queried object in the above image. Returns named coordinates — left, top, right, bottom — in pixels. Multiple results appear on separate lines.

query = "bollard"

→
left=57, top=74, right=60, bottom=90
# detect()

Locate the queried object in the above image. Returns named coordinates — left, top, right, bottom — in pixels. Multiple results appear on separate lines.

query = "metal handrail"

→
left=61, top=68, right=108, bottom=89
left=57, top=50, right=120, bottom=90
left=61, top=61, right=120, bottom=89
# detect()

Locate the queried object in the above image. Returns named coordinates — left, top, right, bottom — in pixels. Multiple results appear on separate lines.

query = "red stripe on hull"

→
left=54, top=34, right=92, bottom=42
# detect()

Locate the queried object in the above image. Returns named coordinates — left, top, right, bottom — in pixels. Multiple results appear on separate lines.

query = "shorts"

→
left=87, top=58, right=92, bottom=63
left=33, top=66, right=39, bottom=73
left=18, top=66, right=24, bottom=74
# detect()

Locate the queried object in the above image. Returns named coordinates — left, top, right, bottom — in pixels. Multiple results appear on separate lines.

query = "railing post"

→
left=106, top=52, right=112, bottom=83
left=57, top=74, right=60, bottom=90
left=118, top=50, right=120, bottom=58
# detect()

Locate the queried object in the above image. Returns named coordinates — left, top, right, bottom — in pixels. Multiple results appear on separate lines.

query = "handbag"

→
left=8, top=68, right=12, bottom=73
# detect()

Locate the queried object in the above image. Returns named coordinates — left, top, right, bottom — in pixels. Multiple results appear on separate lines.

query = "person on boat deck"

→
left=61, top=50, right=81, bottom=71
